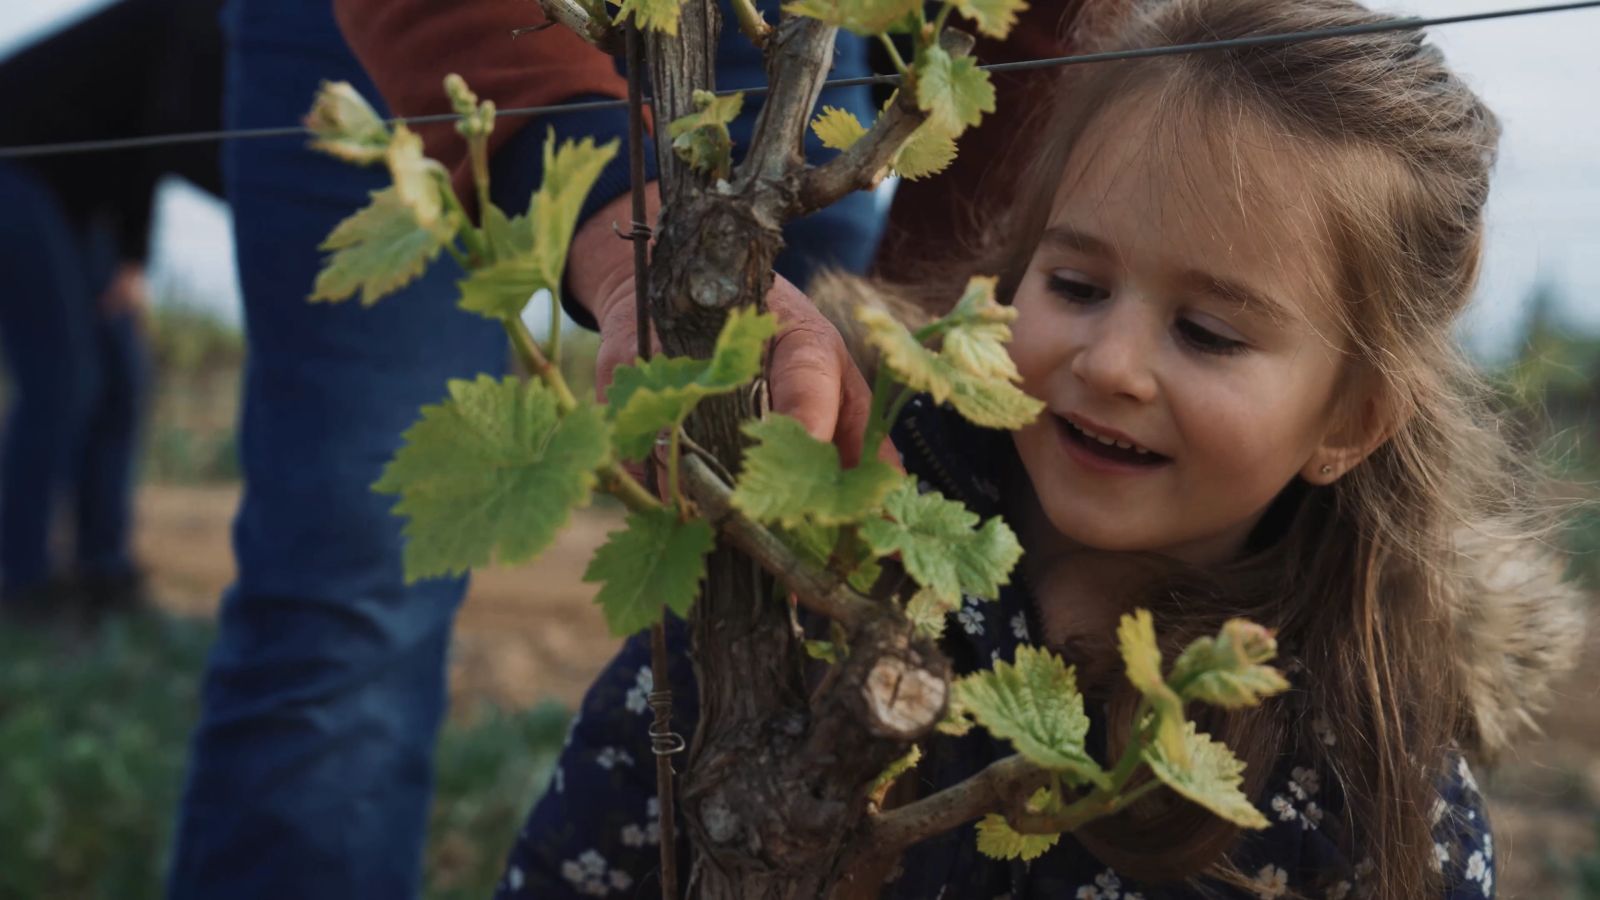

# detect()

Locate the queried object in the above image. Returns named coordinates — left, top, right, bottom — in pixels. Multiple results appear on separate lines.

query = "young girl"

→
left=499, top=0, right=1584, bottom=897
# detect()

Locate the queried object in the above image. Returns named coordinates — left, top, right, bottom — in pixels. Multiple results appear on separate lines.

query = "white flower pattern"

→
left=625, top=666, right=652, bottom=715
left=1252, top=864, right=1289, bottom=899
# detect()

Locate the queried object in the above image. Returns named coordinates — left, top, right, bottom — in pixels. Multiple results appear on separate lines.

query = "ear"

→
left=1302, top=389, right=1394, bottom=485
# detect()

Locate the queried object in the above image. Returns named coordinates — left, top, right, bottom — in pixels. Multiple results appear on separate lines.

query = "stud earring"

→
left=1320, top=465, right=1333, bottom=476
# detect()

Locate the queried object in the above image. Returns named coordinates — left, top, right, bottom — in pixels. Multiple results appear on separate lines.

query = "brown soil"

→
left=133, top=483, right=1599, bottom=897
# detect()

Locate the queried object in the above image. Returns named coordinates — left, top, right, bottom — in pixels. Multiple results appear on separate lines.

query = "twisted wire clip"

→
left=613, top=219, right=654, bottom=242
left=647, top=690, right=687, bottom=756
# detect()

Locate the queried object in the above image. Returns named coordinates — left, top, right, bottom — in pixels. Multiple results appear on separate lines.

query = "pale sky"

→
left=3, top=0, right=1597, bottom=354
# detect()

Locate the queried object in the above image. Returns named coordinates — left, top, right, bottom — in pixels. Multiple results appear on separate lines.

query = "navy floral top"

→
left=497, top=397, right=1496, bottom=899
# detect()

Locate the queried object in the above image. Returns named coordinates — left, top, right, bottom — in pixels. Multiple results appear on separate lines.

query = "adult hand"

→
left=100, top=262, right=150, bottom=319
left=591, top=272, right=895, bottom=470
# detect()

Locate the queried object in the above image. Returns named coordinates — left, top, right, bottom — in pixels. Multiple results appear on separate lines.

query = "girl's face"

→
left=1009, top=105, right=1355, bottom=566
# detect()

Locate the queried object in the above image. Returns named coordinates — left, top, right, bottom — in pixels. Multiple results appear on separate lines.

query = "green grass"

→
left=0, top=612, right=568, bottom=899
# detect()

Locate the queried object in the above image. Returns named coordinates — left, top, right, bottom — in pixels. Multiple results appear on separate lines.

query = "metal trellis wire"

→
left=2, top=0, right=1598, bottom=160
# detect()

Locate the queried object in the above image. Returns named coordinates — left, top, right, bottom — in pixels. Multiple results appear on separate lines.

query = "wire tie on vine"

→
left=510, top=22, right=557, bottom=37
left=647, top=690, right=687, bottom=756
left=612, top=219, right=654, bottom=242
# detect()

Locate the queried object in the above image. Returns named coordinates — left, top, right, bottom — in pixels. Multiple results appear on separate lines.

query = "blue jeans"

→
left=168, top=1, right=883, bottom=897
left=0, top=161, right=145, bottom=596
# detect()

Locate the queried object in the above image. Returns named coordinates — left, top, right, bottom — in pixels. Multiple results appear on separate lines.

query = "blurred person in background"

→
left=0, top=0, right=224, bottom=622
left=166, top=0, right=885, bottom=896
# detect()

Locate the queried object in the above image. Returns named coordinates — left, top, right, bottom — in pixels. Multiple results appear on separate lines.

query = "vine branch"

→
left=861, top=755, right=1051, bottom=859
left=530, top=0, right=624, bottom=53
left=681, top=454, right=880, bottom=629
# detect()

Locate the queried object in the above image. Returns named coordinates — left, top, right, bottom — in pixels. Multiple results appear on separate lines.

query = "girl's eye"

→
left=1176, top=318, right=1248, bottom=356
left=1046, top=273, right=1109, bottom=304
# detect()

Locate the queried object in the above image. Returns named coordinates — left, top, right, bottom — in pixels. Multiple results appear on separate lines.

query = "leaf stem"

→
left=667, top=419, right=686, bottom=512
left=548, top=289, right=564, bottom=367
left=878, top=34, right=910, bottom=76
left=930, top=1, right=956, bottom=45
left=601, top=462, right=664, bottom=513
left=503, top=315, right=578, bottom=413
left=861, top=363, right=899, bottom=467
left=437, top=176, right=490, bottom=263
left=443, top=240, right=472, bottom=270
left=730, top=0, right=773, bottom=48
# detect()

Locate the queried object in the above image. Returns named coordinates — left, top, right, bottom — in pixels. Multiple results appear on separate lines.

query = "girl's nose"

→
left=1068, top=303, right=1159, bottom=404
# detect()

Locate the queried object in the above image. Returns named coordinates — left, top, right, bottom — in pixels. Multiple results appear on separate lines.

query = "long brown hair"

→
left=959, top=0, right=1558, bottom=896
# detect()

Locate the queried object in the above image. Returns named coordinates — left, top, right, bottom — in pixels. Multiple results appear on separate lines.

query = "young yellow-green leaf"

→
left=894, top=119, right=959, bottom=180
left=731, top=416, right=900, bottom=527
left=1143, top=721, right=1271, bottom=830
left=386, top=125, right=448, bottom=228
left=942, top=277, right=1021, bottom=382
left=904, top=587, right=958, bottom=640
left=606, top=309, right=776, bottom=459
left=456, top=259, right=543, bottom=318
left=781, top=0, right=921, bottom=35
left=858, top=480, right=1022, bottom=604
left=804, top=640, right=842, bottom=664
left=480, top=202, right=532, bottom=264
left=868, top=745, right=922, bottom=803
left=310, top=187, right=458, bottom=306
left=444, top=73, right=495, bottom=140
left=951, top=645, right=1110, bottom=789
left=374, top=376, right=611, bottom=582
left=583, top=506, right=714, bottom=636
left=1117, top=609, right=1189, bottom=769
left=528, top=131, right=621, bottom=295
left=667, top=90, right=744, bottom=180
left=811, top=106, right=868, bottom=152
left=947, top=373, right=1044, bottom=430
left=1169, top=619, right=1291, bottom=710
left=856, top=303, right=1043, bottom=430
left=937, top=689, right=975, bottom=736
left=615, top=0, right=686, bottom=34
left=914, top=46, right=995, bottom=137
left=953, top=0, right=1028, bottom=39
left=305, top=80, right=390, bottom=165
left=975, top=814, right=1060, bottom=862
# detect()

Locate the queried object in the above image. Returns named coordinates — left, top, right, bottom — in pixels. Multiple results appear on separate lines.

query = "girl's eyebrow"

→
left=1040, top=225, right=1117, bottom=261
left=1178, top=269, right=1293, bottom=323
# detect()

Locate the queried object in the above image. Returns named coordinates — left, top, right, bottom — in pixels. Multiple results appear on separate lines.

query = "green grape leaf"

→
left=953, top=0, right=1028, bottom=39
left=942, top=277, right=1021, bottom=381
left=373, top=375, right=611, bottom=582
left=858, top=480, right=1022, bottom=604
left=386, top=125, right=448, bottom=228
left=305, top=80, right=391, bottom=165
left=914, top=46, right=995, bottom=136
left=527, top=131, right=621, bottom=296
left=812, top=106, right=868, bottom=152
left=951, top=645, right=1110, bottom=788
left=782, top=0, right=921, bottom=36
left=904, top=587, right=958, bottom=640
left=975, top=814, right=1060, bottom=862
left=1169, top=619, right=1291, bottom=709
left=731, top=416, right=900, bottom=527
left=1117, top=609, right=1189, bottom=769
left=606, top=309, right=776, bottom=459
left=1143, top=720, right=1271, bottom=830
left=667, top=90, right=744, bottom=180
left=310, top=187, right=458, bottom=306
left=783, top=522, right=883, bottom=595
left=583, top=506, right=714, bottom=636
left=615, top=0, right=686, bottom=34
left=456, top=132, right=618, bottom=320
left=856, top=302, right=1043, bottom=430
